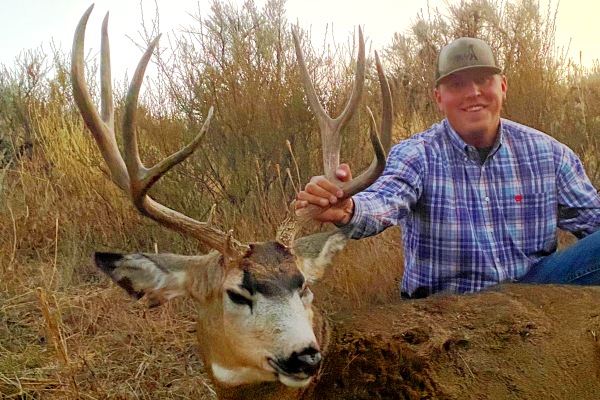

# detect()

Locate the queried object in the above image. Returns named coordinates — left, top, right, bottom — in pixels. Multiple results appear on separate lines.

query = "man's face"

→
left=434, top=69, right=507, bottom=144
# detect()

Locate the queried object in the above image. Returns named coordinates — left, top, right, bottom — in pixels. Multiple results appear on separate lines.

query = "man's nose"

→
left=465, top=80, right=482, bottom=96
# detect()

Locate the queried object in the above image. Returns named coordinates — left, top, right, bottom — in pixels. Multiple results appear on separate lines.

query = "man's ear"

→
left=293, top=230, right=348, bottom=282
left=500, top=75, right=507, bottom=101
left=434, top=87, right=444, bottom=112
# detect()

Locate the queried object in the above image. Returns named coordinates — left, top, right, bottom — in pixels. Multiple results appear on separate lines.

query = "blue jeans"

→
left=520, top=229, right=600, bottom=285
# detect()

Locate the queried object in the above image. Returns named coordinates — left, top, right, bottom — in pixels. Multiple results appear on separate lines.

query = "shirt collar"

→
left=443, top=118, right=504, bottom=160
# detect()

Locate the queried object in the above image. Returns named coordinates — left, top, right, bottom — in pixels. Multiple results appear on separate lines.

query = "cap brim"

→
left=435, top=65, right=502, bottom=86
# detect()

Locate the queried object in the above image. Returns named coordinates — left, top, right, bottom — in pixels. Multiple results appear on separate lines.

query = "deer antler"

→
left=71, top=4, right=248, bottom=260
left=277, top=27, right=392, bottom=245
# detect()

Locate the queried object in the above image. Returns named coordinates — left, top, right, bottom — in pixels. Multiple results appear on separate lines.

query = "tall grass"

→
left=0, top=0, right=598, bottom=397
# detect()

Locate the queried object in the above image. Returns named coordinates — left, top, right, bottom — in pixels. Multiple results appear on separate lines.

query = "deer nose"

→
left=287, top=346, right=322, bottom=375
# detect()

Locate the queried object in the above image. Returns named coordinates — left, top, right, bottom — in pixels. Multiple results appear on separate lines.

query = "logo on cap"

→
left=452, top=44, right=479, bottom=64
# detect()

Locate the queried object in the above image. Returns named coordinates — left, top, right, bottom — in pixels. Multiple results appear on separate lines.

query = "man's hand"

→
left=296, top=164, right=355, bottom=225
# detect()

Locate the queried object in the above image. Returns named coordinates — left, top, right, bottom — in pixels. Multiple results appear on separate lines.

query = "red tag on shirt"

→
left=515, top=194, right=523, bottom=203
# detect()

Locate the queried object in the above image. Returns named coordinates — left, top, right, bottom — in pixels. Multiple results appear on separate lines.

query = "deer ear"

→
left=94, top=252, right=188, bottom=308
left=293, top=231, right=348, bottom=283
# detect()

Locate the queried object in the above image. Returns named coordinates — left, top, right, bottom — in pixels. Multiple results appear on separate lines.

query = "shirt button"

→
left=484, top=196, right=490, bottom=202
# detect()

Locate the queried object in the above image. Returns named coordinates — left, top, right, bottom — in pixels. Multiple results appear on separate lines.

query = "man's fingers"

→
left=336, top=163, right=353, bottom=182
left=296, top=170, right=354, bottom=225
left=308, top=177, right=344, bottom=198
left=294, top=199, right=308, bottom=209
left=298, top=188, right=335, bottom=207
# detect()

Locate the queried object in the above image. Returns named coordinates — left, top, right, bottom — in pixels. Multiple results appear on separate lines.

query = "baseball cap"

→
left=435, top=37, right=502, bottom=85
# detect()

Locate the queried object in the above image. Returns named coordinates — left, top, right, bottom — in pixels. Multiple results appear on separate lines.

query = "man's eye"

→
left=227, top=290, right=253, bottom=307
left=474, top=75, right=491, bottom=85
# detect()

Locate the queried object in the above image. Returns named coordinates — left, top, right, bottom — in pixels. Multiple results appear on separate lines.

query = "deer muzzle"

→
left=268, top=345, right=322, bottom=388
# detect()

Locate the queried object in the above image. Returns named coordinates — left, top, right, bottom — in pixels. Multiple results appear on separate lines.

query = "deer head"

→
left=71, top=4, right=391, bottom=397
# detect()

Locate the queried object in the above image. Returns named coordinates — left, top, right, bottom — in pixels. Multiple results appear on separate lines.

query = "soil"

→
left=310, top=284, right=600, bottom=399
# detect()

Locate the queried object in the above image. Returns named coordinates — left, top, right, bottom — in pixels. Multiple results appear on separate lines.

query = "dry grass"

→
left=0, top=234, right=402, bottom=400
left=1, top=1, right=599, bottom=397
left=315, top=229, right=404, bottom=315
left=0, top=103, right=404, bottom=398
left=0, top=105, right=217, bottom=398
left=1, top=282, right=216, bottom=399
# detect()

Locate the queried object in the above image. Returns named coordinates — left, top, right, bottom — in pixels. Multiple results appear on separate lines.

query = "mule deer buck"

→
left=71, top=4, right=391, bottom=399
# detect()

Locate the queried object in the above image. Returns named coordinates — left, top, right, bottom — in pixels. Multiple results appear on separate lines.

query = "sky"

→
left=1, top=0, right=598, bottom=79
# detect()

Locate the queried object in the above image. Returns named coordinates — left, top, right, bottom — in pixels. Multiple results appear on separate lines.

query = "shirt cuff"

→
left=337, top=197, right=364, bottom=238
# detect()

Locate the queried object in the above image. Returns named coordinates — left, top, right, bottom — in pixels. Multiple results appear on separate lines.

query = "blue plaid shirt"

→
left=342, top=119, right=600, bottom=296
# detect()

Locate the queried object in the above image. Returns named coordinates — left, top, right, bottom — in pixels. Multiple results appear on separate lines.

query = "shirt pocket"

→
left=497, top=192, right=556, bottom=254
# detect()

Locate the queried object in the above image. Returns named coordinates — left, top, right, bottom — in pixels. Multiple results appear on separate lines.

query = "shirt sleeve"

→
left=340, top=139, right=425, bottom=239
left=555, top=141, right=600, bottom=238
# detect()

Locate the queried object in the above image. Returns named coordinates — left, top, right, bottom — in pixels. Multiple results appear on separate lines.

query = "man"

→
left=296, top=37, right=600, bottom=299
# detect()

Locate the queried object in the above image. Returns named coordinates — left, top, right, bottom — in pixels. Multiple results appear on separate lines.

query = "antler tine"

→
left=289, top=29, right=392, bottom=227
left=340, top=50, right=392, bottom=197
left=291, top=26, right=365, bottom=181
left=278, top=29, right=392, bottom=247
left=72, top=4, right=129, bottom=191
left=72, top=6, right=248, bottom=260
left=100, top=12, right=114, bottom=131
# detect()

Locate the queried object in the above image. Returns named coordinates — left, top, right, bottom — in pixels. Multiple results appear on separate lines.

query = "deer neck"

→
left=215, top=380, right=308, bottom=400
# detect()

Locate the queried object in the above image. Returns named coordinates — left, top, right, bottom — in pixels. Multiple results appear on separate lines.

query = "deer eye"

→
left=227, top=290, right=253, bottom=308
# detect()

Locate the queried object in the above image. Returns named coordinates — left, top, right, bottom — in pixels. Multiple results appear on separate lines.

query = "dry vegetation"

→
left=1, top=0, right=599, bottom=398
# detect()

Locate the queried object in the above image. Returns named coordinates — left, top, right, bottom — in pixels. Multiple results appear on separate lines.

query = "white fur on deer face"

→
left=93, top=236, right=342, bottom=390
left=211, top=241, right=321, bottom=388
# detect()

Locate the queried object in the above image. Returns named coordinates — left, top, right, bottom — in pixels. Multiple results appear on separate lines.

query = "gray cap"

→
left=435, top=37, right=502, bottom=85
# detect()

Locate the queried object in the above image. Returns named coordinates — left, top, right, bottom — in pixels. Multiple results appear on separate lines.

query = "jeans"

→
left=520, top=229, right=600, bottom=285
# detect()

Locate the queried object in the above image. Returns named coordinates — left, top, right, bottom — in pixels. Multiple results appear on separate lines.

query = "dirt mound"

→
left=311, top=284, right=600, bottom=399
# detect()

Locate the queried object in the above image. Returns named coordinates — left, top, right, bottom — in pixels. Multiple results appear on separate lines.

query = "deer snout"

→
left=269, top=344, right=322, bottom=387
left=285, top=345, right=322, bottom=376
left=296, top=348, right=322, bottom=373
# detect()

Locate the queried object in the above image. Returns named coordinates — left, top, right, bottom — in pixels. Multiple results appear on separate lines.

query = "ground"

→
left=311, top=284, right=600, bottom=399
left=2, top=234, right=599, bottom=398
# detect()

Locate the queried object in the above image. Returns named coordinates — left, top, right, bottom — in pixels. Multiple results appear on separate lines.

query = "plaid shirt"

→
left=341, top=119, right=600, bottom=296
